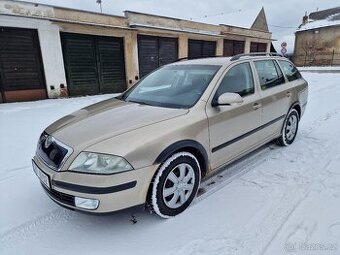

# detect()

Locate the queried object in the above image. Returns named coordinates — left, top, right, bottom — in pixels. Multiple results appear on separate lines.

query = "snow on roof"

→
left=298, top=8, right=340, bottom=31
left=298, top=18, right=340, bottom=31
left=190, top=8, right=261, bottom=29
left=309, top=7, right=340, bottom=20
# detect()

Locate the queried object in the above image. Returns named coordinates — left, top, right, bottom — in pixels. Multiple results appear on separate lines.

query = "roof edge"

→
left=8, top=0, right=126, bottom=19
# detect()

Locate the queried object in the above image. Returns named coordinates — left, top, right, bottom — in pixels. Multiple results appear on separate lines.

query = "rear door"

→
left=253, top=59, right=292, bottom=138
left=206, top=62, right=262, bottom=170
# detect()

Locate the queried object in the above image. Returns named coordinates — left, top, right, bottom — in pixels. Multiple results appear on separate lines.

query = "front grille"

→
left=36, top=132, right=72, bottom=170
left=42, top=184, right=75, bottom=206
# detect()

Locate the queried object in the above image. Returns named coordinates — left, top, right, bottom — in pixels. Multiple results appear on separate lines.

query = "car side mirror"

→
left=213, top=92, right=243, bottom=106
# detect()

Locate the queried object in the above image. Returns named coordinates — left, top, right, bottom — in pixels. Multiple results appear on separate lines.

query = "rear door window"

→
left=278, top=60, right=302, bottom=81
left=254, top=60, right=285, bottom=90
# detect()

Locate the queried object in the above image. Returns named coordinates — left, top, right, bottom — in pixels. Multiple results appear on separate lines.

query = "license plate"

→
left=32, top=161, right=50, bottom=189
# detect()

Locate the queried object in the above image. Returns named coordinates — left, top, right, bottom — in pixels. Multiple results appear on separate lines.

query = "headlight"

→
left=69, top=152, right=133, bottom=174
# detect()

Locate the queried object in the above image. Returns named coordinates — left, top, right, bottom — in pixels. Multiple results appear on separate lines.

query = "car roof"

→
left=169, top=54, right=287, bottom=67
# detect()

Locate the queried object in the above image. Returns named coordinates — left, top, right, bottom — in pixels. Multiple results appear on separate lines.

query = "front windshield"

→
left=119, top=64, right=221, bottom=109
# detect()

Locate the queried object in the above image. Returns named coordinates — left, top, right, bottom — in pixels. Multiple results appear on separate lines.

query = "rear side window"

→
left=254, top=60, right=285, bottom=90
left=215, top=62, right=254, bottom=98
left=278, top=60, right=302, bottom=81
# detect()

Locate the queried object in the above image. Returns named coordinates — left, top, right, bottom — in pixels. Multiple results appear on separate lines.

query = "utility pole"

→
left=96, top=0, right=102, bottom=13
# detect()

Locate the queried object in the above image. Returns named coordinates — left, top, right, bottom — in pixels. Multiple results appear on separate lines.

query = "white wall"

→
left=0, top=15, right=66, bottom=98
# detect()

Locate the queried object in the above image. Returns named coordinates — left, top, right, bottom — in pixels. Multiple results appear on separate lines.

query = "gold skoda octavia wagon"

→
left=32, top=53, right=308, bottom=218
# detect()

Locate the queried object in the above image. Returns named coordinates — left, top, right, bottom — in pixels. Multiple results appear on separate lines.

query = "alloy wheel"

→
left=162, top=163, right=195, bottom=209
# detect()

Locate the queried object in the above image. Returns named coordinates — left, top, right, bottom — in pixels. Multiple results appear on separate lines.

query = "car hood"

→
left=46, top=98, right=188, bottom=149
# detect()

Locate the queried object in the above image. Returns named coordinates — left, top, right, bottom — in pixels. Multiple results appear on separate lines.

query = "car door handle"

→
left=286, top=91, right=292, bottom=97
left=252, top=103, right=261, bottom=110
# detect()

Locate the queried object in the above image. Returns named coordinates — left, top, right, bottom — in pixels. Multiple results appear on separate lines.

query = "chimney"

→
left=302, top=11, right=308, bottom=25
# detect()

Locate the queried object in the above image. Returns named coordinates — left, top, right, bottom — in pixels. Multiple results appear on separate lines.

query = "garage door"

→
left=223, top=39, right=245, bottom=56
left=250, top=42, right=267, bottom=53
left=138, top=35, right=178, bottom=77
left=188, top=39, right=216, bottom=59
left=61, top=33, right=126, bottom=96
left=0, top=27, right=46, bottom=103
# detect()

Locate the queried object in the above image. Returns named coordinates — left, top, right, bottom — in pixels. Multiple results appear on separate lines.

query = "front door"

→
left=206, top=62, right=262, bottom=170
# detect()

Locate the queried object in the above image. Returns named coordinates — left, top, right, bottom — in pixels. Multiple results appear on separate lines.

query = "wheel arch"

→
left=280, top=101, right=301, bottom=136
left=154, top=139, right=209, bottom=178
left=289, top=101, right=301, bottom=119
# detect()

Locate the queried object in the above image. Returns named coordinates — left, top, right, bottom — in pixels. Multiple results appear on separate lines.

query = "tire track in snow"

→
left=0, top=165, right=30, bottom=183
left=258, top=120, right=340, bottom=254
left=195, top=145, right=272, bottom=204
left=0, top=208, right=75, bottom=251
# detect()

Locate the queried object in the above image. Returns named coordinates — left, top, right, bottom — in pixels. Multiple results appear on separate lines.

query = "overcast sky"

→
left=19, top=0, right=340, bottom=52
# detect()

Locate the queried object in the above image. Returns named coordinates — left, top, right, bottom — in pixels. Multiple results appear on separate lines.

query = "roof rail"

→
left=230, top=52, right=283, bottom=61
left=174, top=55, right=226, bottom=62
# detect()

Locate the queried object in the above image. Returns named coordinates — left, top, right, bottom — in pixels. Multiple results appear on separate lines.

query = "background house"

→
left=0, top=0, right=272, bottom=103
left=294, top=7, right=340, bottom=66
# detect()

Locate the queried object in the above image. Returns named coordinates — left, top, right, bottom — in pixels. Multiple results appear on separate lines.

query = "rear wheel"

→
left=150, top=152, right=201, bottom=218
left=277, top=108, right=299, bottom=146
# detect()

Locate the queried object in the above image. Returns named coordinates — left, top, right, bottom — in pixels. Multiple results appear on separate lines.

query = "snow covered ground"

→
left=1, top=72, right=340, bottom=255
left=298, top=66, right=340, bottom=72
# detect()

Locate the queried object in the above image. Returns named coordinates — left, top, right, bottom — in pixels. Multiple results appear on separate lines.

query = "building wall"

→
left=0, top=0, right=128, bottom=27
left=220, top=25, right=271, bottom=54
left=294, top=26, right=340, bottom=66
left=0, top=0, right=273, bottom=102
left=125, top=11, right=222, bottom=36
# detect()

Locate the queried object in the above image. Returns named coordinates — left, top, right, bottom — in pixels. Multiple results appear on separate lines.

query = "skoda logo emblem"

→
left=44, top=136, right=53, bottom=148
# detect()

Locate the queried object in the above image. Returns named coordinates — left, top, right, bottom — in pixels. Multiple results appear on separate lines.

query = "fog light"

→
left=75, top=197, right=99, bottom=210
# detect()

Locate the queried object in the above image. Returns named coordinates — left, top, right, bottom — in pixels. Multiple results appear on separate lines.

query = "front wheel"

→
left=150, top=152, right=201, bottom=218
left=277, top=108, right=299, bottom=146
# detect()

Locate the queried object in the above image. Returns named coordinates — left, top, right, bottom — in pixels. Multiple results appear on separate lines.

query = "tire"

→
left=150, top=152, right=201, bottom=218
left=277, top=108, right=299, bottom=146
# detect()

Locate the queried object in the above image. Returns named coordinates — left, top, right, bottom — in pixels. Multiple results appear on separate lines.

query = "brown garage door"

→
left=188, top=39, right=216, bottom=59
left=0, top=27, right=46, bottom=103
left=250, top=42, right=267, bottom=53
left=61, top=33, right=126, bottom=96
left=223, top=39, right=245, bottom=56
left=138, top=35, right=178, bottom=77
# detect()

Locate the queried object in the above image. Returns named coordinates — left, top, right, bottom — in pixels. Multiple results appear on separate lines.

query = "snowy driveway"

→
left=1, top=72, right=340, bottom=255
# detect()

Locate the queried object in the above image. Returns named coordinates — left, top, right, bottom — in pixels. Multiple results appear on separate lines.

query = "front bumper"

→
left=32, top=156, right=158, bottom=213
